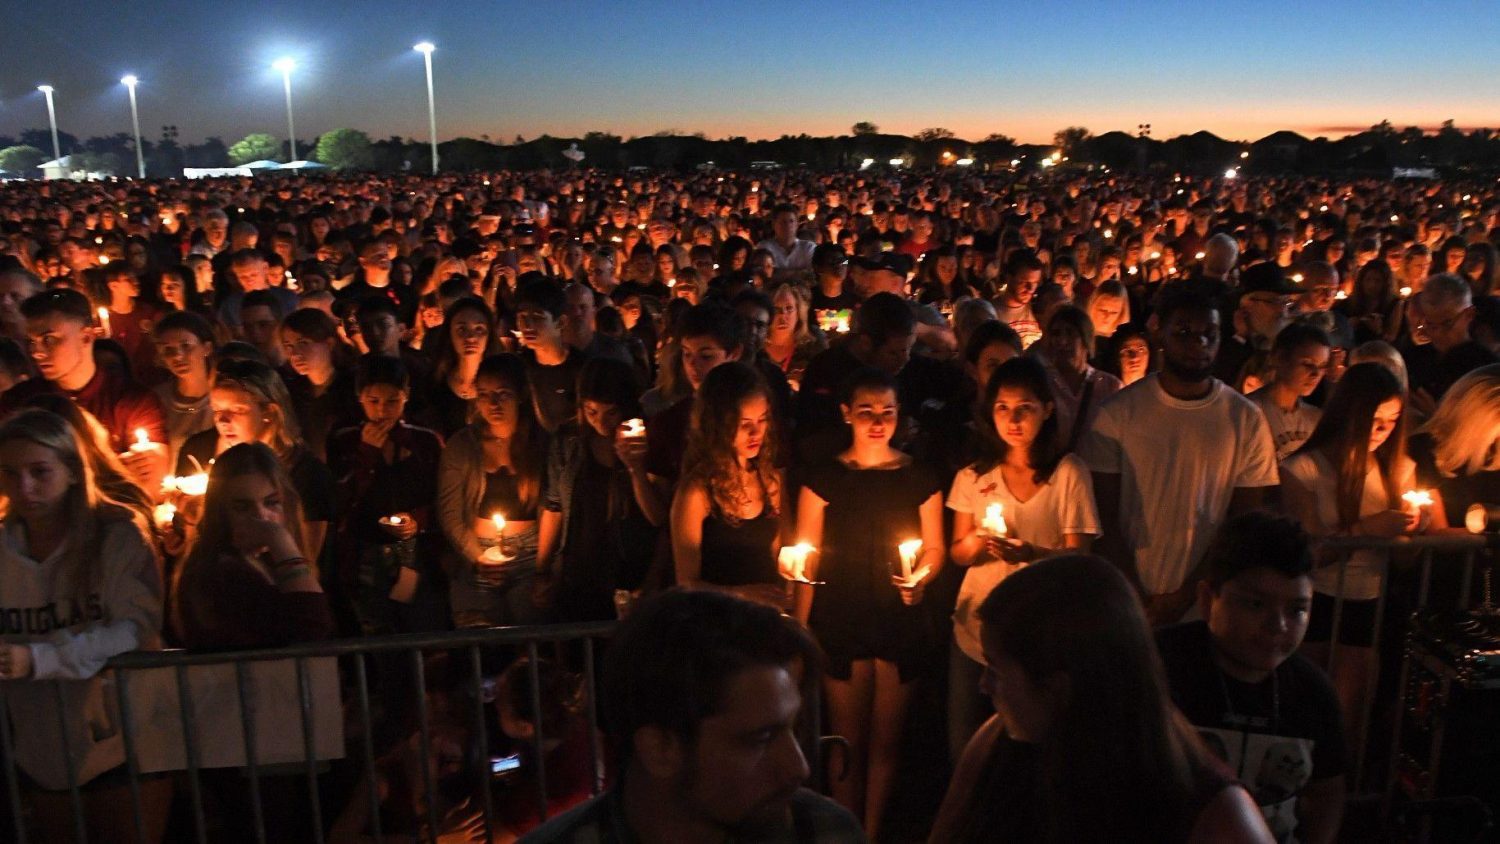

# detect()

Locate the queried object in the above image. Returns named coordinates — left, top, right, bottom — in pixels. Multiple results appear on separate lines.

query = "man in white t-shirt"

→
left=993, top=250, right=1043, bottom=348
left=756, top=204, right=816, bottom=274
left=1079, top=288, right=1279, bottom=625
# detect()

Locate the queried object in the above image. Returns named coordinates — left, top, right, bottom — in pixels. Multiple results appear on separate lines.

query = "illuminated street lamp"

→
left=121, top=75, right=146, bottom=178
left=414, top=42, right=439, bottom=175
left=36, top=85, right=62, bottom=166
left=273, top=58, right=298, bottom=161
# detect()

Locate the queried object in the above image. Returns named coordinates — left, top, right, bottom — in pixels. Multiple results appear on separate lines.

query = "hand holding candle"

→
left=777, top=542, right=823, bottom=584
left=1402, top=489, right=1434, bottom=533
left=96, top=307, right=112, bottom=338
left=980, top=503, right=1008, bottom=538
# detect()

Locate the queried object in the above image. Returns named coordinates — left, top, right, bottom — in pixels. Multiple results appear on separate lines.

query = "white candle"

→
left=622, top=418, right=646, bottom=439
left=778, top=542, right=816, bottom=582
left=981, top=503, right=1008, bottom=537
left=1402, top=489, right=1434, bottom=509
left=1399, top=286, right=1413, bottom=298
left=152, top=502, right=176, bottom=530
left=128, top=427, right=155, bottom=454
left=97, top=307, right=112, bottom=336
left=897, top=539, right=922, bottom=582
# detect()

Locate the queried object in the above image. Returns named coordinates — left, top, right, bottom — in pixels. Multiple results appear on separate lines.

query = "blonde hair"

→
left=1421, top=363, right=1500, bottom=477
left=212, top=359, right=303, bottom=460
left=0, top=409, right=154, bottom=611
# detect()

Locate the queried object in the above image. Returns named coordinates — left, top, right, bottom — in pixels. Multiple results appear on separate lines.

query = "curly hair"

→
left=681, top=361, right=780, bottom=526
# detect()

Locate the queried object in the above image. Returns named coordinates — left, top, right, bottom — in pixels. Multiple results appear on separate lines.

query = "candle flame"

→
left=1402, top=489, right=1434, bottom=508
left=492, top=513, right=506, bottom=532
left=134, top=428, right=149, bottom=447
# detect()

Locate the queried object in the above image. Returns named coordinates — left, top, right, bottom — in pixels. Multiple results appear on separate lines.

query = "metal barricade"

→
left=0, top=621, right=616, bottom=844
left=1309, top=533, right=1494, bottom=805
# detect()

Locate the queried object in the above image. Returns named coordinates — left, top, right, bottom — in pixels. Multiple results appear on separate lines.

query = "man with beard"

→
left=522, top=589, right=864, bottom=843
left=1079, top=287, right=1278, bottom=625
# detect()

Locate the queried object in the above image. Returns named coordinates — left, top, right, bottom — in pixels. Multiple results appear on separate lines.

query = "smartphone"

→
left=490, top=754, right=522, bottom=776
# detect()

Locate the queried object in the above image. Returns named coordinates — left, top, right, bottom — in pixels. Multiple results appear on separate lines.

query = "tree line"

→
left=3, top=120, right=1499, bottom=177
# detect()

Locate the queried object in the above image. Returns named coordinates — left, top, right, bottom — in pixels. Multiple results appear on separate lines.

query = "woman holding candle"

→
left=1280, top=363, right=1419, bottom=741
left=1407, top=364, right=1500, bottom=530
left=945, top=356, right=1100, bottom=763
left=438, top=354, right=549, bottom=628
left=534, top=357, right=662, bottom=622
left=670, top=361, right=786, bottom=609
left=0, top=409, right=171, bottom=842
left=790, top=367, right=944, bottom=839
left=175, top=359, right=336, bottom=566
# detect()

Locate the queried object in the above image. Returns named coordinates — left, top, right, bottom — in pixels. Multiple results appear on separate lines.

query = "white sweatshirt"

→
left=0, top=514, right=162, bottom=789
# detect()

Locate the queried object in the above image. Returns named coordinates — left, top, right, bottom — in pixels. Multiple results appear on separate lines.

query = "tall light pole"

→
left=121, top=75, right=146, bottom=178
left=273, top=58, right=298, bottom=161
left=36, top=86, right=62, bottom=166
left=414, top=42, right=439, bottom=175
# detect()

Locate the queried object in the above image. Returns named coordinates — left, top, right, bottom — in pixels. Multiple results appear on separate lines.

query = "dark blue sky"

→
left=4, top=0, right=1498, bottom=148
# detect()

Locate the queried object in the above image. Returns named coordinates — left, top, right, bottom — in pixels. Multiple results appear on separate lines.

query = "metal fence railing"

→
left=1309, top=533, right=1495, bottom=803
left=0, top=621, right=616, bottom=844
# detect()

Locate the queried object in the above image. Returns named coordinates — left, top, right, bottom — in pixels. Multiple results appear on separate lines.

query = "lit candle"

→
left=492, top=513, right=506, bottom=534
left=1103, top=228, right=1113, bottom=239
left=897, top=539, right=922, bottom=582
left=1402, top=489, right=1434, bottom=509
left=384, top=515, right=404, bottom=526
left=1399, top=286, right=1413, bottom=298
left=97, top=307, right=112, bottom=336
left=980, top=503, right=1008, bottom=537
left=175, top=473, right=208, bottom=496
left=128, top=427, right=156, bottom=454
left=152, top=502, right=176, bottom=530
left=622, top=418, right=646, bottom=439
left=1194, top=251, right=1206, bottom=261
left=834, top=315, right=850, bottom=334
left=778, top=542, right=818, bottom=583
left=1291, top=273, right=1304, bottom=284
left=1334, top=290, right=1348, bottom=300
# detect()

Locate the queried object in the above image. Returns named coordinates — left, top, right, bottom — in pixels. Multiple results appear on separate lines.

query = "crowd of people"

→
left=0, top=164, right=1497, bottom=842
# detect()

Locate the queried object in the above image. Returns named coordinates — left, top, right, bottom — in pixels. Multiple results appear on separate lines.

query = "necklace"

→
left=1215, top=664, right=1280, bottom=735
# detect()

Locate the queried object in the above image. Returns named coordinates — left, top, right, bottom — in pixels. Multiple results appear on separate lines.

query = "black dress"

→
left=803, top=457, right=941, bottom=682
left=699, top=508, right=779, bottom=587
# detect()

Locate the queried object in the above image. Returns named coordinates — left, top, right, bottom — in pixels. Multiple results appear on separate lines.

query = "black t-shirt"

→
left=1402, top=340, right=1498, bottom=402
left=524, top=348, right=586, bottom=433
left=1157, top=621, right=1345, bottom=843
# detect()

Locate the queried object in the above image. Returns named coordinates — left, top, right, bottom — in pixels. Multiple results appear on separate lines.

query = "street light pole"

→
left=273, top=59, right=298, bottom=161
left=414, top=42, right=439, bottom=175
left=121, top=76, right=146, bottom=178
left=36, top=86, right=61, bottom=166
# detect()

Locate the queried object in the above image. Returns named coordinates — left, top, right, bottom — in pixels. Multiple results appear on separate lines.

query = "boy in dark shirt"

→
left=1157, top=510, right=1345, bottom=844
left=515, top=279, right=586, bottom=433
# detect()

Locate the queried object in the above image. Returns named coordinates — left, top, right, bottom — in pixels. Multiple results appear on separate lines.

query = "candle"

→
left=165, top=473, right=209, bottom=496
left=492, top=513, right=506, bottom=534
left=622, top=418, right=646, bottom=439
left=1194, top=251, right=1206, bottom=261
left=152, top=502, right=176, bottom=530
left=778, top=542, right=818, bottom=583
left=981, top=503, right=1008, bottom=537
left=384, top=515, right=404, bottom=526
left=97, top=307, right=112, bottom=336
left=1402, top=489, right=1434, bottom=509
left=1334, top=290, right=1348, bottom=300
left=1399, top=286, right=1413, bottom=298
left=128, top=428, right=156, bottom=455
left=897, top=539, right=922, bottom=581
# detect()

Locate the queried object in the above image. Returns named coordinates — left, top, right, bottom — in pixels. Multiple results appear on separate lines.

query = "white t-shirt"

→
left=994, top=299, right=1042, bottom=348
left=755, top=238, right=816, bottom=273
left=946, top=453, right=1100, bottom=663
left=1247, top=387, right=1323, bottom=462
left=1078, top=375, right=1279, bottom=595
left=1280, top=450, right=1413, bottom=601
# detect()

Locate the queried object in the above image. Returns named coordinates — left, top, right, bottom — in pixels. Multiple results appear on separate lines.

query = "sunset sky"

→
left=4, top=0, right=1498, bottom=149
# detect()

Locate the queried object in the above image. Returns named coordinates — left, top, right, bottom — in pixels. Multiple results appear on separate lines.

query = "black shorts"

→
left=1304, top=592, right=1379, bottom=647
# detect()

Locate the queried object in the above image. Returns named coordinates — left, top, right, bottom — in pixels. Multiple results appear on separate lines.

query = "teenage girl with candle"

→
left=945, top=357, right=1100, bottom=763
